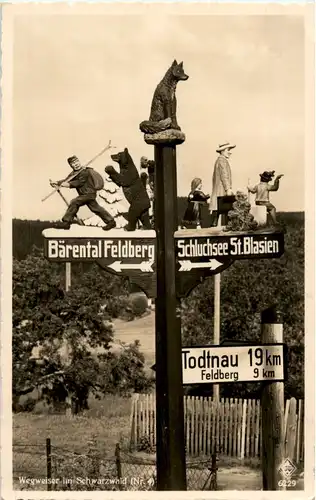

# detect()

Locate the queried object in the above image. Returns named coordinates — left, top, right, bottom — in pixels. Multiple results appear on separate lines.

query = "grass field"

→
left=13, top=392, right=264, bottom=491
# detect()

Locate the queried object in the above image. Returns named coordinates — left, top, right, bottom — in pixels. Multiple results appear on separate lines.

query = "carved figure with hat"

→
left=50, top=155, right=115, bottom=230
left=209, top=142, right=236, bottom=226
left=247, top=170, right=284, bottom=225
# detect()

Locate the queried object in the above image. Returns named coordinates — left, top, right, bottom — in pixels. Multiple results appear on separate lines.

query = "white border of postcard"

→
left=1, top=2, right=315, bottom=500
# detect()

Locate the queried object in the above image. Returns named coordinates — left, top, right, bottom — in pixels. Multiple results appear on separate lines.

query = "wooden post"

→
left=213, top=273, right=220, bottom=401
left=154, top=143, right=186, bottom=490
left=46, top=438, right=52, bottom=491
left=65, top=263, right=72, bottom=414
left=65, top=262, right=71, bottom=292
left=261, top=306, right=285, bottom=490
left=213, top=211, right=221, bottom=400
left=115, top=443, right=122, bottom=490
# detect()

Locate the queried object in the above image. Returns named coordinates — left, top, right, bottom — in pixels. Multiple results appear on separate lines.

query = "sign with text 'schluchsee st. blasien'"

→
left=175, top=231, right=284, bottom=272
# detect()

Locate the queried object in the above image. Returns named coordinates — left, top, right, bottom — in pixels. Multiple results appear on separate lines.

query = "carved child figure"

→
left=182, top=178, right=210, bottom=229
left=247, top=171, right=284, bottom=225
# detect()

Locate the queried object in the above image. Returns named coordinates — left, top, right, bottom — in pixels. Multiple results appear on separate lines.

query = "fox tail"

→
left=139, top=117, right=172, bottom=134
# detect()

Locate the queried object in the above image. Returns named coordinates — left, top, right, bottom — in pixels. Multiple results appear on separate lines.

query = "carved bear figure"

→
left=105, top=148, right=151, bottom=231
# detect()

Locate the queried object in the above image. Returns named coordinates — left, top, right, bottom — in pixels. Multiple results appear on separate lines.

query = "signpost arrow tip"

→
left=107, top=260, right=154, bottom=273
left=179, top=259, right=222, bottom=272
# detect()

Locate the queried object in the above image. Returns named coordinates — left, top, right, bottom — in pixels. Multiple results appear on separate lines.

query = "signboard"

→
left=175, top=231, right=284, bottom=272
left=42, top=228, right=156, bottom=273
left=182, top=344, right=285, bottom=384
left=42, top=227, right=284, bottom=298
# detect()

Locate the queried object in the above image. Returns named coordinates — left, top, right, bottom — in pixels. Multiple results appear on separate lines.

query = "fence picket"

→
left=146, top=394, right=149, bottom=442
left=149, top=394, right=152, bottom=447
left=221, top=399, right=225, bottom=454
left=237, top=399, right=242, bottom=458
left=228, top=398, right=233, bottom=455
left=232, top=398, right=237, bottom=456
left=284, top=398, right=290, bottom=444
left=251, top=399, right=256, bottom=457
left=286, top=398, right=297, bottom=461
left=300, top=399, right=304, bottom=462
left=203, top=398, right=208, bottom=455
left=296, top=399, right=303, bottom=463
left=225, top=399, right=230, bottom=455
left=246, top=400, right=251, bottom=457
left=255, top=400, right=260, bottom=457
left=189, top=396, right=193, bottom=455
left=198, top=397, right=202, bottom=454
left=207, top=397, right=211, bottom=455
left=241, top=400, right=247, bottom=459
left=185, top=396, right=189, bottom=455
left=210, top=399, right=215, bottom=454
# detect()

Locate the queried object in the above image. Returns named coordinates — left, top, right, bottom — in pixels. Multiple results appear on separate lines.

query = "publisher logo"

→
left=279, top=458, right=297, bottom=479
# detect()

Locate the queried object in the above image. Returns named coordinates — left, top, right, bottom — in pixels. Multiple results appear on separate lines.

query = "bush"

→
left=130, top=294, right=149, bottom=318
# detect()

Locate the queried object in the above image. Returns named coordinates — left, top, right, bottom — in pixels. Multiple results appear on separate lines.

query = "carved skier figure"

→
left=247, top=170, right=284, bottom=225
left=181, top=178, right=210, bottom=229
left=50, top=155, right=115, bottom=230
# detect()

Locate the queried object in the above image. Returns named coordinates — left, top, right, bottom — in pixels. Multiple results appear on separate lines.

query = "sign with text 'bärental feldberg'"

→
left=42, top=228, right=156, bottom=272
left=182, top=344, right=285, bottom=384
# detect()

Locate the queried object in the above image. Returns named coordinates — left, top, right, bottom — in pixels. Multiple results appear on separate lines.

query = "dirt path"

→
left=112, top=311, right=155, bottom=366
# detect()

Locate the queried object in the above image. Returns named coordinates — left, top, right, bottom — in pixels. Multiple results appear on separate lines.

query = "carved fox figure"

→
left=140, top=60, right=189, bottom=134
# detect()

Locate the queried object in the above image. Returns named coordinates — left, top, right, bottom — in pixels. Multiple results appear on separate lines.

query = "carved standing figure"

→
left=247, top=171, right=284, bottom=225
left=139, top=60, right=189, bottom=134
left=181, top=178, right=210, bottom=229
left=209, top=142, right=235, bottom=226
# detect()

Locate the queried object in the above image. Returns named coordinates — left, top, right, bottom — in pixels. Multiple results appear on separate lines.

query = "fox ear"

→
left=179, top=61, right=183, bottom=67
left=172, top=59, right=178, bottom=66
left=124, top=147, right=128, bottom=154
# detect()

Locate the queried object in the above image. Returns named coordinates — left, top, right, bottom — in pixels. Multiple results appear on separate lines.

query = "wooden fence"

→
left=130, top=394, right=304, bottom=462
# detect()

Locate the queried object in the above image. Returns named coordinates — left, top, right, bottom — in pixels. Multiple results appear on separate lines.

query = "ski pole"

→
left=42, top=140, right=115, bottom=202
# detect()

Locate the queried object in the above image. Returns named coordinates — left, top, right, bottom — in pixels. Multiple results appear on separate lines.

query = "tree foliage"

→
left=13, top=248, right=152, bottom=414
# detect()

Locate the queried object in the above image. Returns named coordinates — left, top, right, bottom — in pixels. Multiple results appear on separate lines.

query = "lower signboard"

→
left=182, top=344, right=285, bottom=384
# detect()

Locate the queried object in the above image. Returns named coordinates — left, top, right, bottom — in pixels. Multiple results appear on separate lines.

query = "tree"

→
left=85, top=174, right=129, bottom=228
left=12, top=248, right=150, bottom=414
left=224, top=191, right=258, bottom=232
left=98, top=340, right=154, bottom=396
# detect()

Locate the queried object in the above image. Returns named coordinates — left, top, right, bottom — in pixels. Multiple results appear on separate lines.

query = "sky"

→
left=12, top=10, right=306, bottom=220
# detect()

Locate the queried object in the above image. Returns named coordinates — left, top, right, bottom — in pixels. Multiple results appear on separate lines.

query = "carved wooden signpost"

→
left=43, top=227, right=284, bottom=300
left=43, top=59, right=286, bottom=492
